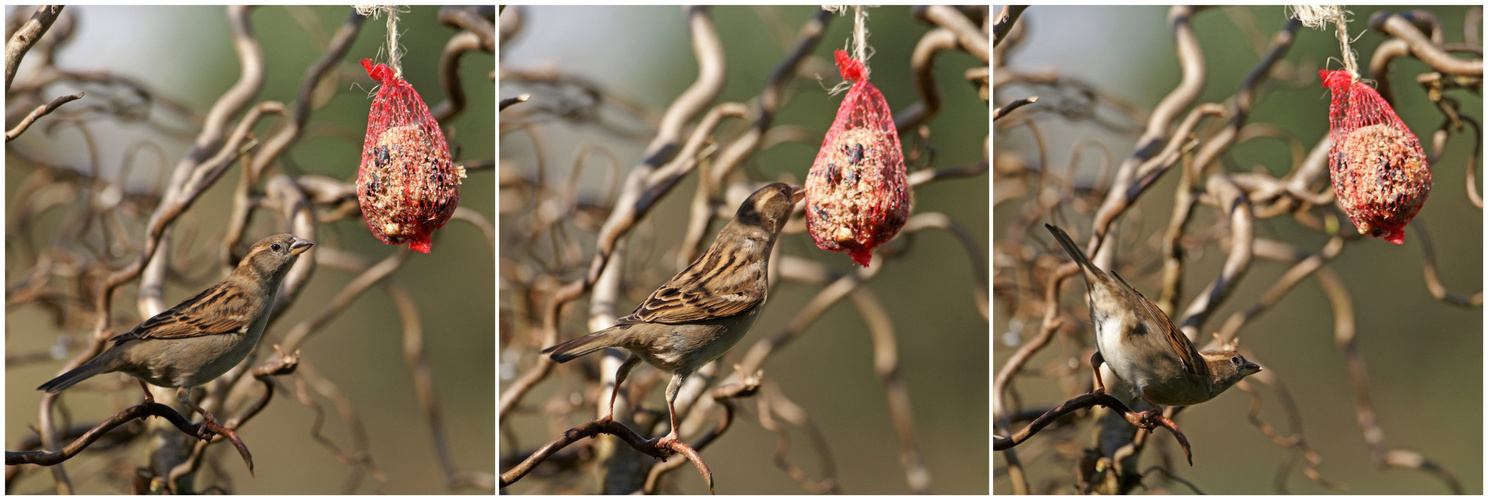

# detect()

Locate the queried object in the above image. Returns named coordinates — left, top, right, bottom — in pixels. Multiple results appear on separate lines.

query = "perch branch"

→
left=500, top=419, right=715, bottom=494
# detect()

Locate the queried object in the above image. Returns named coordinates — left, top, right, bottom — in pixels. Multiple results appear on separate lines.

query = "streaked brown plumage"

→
left=544, top=183, right=803, bottom=447
left=1045, top=223, right=1259, bottom=408
left=39, top=234, right=314, bottom=428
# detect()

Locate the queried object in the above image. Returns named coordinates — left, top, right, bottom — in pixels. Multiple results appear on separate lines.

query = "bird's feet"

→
left=184, top=402, right=232, bottom=441
left=196, top=415, right=239, bottom=444
left=1121, top=409, right=1192, bottom=466
left=645, top=433, right=714, bottom=494
left=1086, top=393, right=1193, bottom=466
left=1089, top=351, right=1108, bottom=395
left=1130, top=409, right=1164, bottom=425
left=650, top=434, right=679, bottom=451
left=137, top=380, right=156, bottom=405
left=591, top=411, right=619, bottom=440
left=182, top=398, right=256, bottom=475
left=645, top=431, right=685, bottom=458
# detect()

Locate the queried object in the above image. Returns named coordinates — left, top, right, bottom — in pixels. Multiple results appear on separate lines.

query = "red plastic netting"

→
left=357, top=59, right=465, bottom=253
left=1320, top=69, right=1431, bottom=244
left=804, top=50, right=910, bottom=267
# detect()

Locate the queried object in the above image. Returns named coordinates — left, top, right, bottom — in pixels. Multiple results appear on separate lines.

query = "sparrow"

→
left=1044, top=223, right=1260, bottom=410
left=543, top=183, right=804, bottom=448
left=39, top=234, right=314, bottom=430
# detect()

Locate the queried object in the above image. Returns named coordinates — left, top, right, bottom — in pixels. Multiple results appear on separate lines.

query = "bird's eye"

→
left=271, top=243, right=282, bottom=252
left=1230, top=356, right=1241, bottom=366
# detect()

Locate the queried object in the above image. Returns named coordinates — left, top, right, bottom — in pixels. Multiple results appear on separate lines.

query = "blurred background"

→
left=5, top=5, right=494, bottom=494
left=994, top=5, right=1481, bottom=494
left=499, top=5, right=988, bottom=494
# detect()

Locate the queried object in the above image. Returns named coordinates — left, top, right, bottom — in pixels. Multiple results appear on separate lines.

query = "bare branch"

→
left=5, top=91, right=81, bottom=141
left=5, top=5, right=63, bottom=92
left=1370, top=11, right=1483, bottom=76
left=993, top=95, right=1036, bottom=121
left=993, top=5, right=1027, bottom=48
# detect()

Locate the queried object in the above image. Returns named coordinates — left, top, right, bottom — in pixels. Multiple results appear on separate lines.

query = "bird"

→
left=543, top=182, right=803, bottom=449
left=39, top=234, right=314, bottom=431
left=1044, top=223, right=1260, bottom=411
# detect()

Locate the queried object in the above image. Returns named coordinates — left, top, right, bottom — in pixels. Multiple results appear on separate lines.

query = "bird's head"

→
left=1201, top=350, right=1261, bottom=398
left=734, top=182, right=804, bottom=236
left=240, top=234, right=315, bottom=282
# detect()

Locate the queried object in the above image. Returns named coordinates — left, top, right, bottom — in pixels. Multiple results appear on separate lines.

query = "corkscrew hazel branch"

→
left=500, top=418, right=715, bottom=493
left=995, top=392, right=1193, bottom=466
left=5, top=91, right=83, bottom=141
left=4, top=5, right=63, bottom=93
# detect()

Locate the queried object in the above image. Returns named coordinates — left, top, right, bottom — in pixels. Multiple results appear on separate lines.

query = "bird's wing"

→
left=1111, top=270, right=1207, bottom=378
left=1157, top=307, right=1206, bottom=378
left=111, top=283, right=260, bottom=342
left=622, top=250, right=766, bottom=325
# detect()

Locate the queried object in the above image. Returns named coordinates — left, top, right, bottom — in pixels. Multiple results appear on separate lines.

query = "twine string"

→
left=1290, top=5, right=1359, bottom=78
left=853, top=5, right=869, bottom=79
left=356, top=5, right=403, bottom=78
left=822, top=5, right=872, bottom=94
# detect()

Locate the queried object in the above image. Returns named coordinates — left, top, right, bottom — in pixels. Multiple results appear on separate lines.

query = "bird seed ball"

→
left=805, top=126, right=909, bottom=262
left=1331, top=123, right=1431, bottom=240
left=358, top=124, right=462, bottom=246
left=362, top=125, right=426, bottom=240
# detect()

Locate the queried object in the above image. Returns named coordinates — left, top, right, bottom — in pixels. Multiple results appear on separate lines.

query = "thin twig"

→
left=5, top=91, right=83, bottom=142
left=993, top=96, right=1037, bottom=121
left=499, top=93, right=529, bottom=110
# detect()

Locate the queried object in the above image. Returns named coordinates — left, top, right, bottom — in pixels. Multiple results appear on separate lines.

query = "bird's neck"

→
left=235, top=263, right=291, bottom=296
left=723, top=222, right=776, bottom=248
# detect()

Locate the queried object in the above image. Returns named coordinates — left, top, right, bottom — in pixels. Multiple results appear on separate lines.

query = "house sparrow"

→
left=543, top=183, right=804, bottom=448
left=39, top=234, right=314, bottom=430
left=1044, top=223, right=1259, bottom=409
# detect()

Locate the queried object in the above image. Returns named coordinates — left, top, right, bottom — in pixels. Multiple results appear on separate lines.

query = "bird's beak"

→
left=790, top=185, right=805, bottom=204
left=290, top=238, right=315, bottom=255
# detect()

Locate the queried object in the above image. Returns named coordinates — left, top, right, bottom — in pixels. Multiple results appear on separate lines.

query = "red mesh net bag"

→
left=804, top=50, right=910, bottom=267
left=357, top=59, right=465, bottom=253
left=1320, top=69, right=1431, bottom=244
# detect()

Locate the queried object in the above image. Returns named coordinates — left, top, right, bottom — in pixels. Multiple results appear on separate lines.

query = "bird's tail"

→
left=1045, top=223, right=1103, bottom=279
left=37, top=359, right=111, bottom=393
left=541, top=329, right=620, bottom=363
